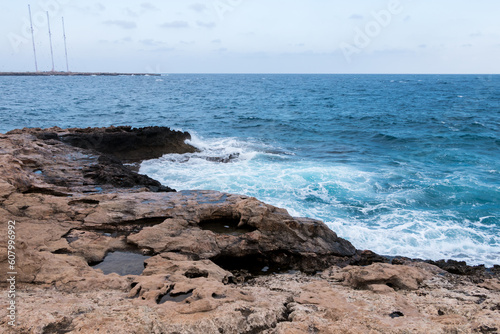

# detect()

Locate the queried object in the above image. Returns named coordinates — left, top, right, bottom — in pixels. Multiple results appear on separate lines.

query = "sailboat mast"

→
left=62, top=17, right=69, bottom=72
left=28, top=5, right=39, bottom=72
left=46, top=11, right=55, bottom=72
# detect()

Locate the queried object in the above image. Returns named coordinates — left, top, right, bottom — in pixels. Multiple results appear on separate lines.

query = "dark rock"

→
left=391, top=256, right=413, bottom=265
left=59, top=126, right=198, bottom=162
left=205, top=153, right=240, bottom=163
left=35, top=132, right=59, bottom=141
left=426, top=259, right=487, bottom=276
left=184, top=267, right=209, bottom=279
left=350, top=250, right=390, bottom=266
left=476, top=325, right=498, bottom=333
left=42, top=316, right=74, bottom=334
left=83, top=154, right=175, bottom=192
left=492, top=265, right=500, bottom=275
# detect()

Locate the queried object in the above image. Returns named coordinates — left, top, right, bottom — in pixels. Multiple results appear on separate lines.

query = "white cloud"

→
left=196, top=21, right=216, bottom=29
left=140, top=39, right=165, bottom=46
left=349, top=14, right=364, bottom=20
left=141, top=3, right=159, bottom=11
left=103, top=20, right=137, bottom=29
left=124, top=8, right=139, bottom=18
left=161, top=21, right=190, bottom=29
left=189, top=3, right=208, bottom=12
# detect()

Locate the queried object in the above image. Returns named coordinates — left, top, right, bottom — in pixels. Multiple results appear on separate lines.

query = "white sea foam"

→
left=140, top=133, right=500, bottom=267
left=327, top=215, right=500, bottom=267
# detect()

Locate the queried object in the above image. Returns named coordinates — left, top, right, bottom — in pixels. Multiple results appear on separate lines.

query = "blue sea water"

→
left=1, top=74, right=499, bottom=266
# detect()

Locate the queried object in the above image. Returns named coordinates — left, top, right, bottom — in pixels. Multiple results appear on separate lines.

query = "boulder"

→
left=339, top=263, right=430, bottom=291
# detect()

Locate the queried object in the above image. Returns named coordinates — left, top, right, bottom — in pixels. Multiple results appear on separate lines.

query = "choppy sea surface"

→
left=1, top=74, right=499, bottom=266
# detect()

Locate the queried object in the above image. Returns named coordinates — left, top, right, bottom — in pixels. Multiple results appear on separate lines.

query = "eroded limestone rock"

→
left=339, top=263, right=431, bottom=291
left=1, top=128, right=499, bottom=334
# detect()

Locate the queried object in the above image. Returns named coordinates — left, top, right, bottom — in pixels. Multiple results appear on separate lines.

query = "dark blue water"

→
left=1, top=74, right=499, bottom=266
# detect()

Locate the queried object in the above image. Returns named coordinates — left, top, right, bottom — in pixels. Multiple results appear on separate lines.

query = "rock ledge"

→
left=0, top=127, right=498, bottom=333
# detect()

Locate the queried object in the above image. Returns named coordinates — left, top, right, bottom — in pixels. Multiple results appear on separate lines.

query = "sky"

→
left=1, top=0, right=500, bottom=74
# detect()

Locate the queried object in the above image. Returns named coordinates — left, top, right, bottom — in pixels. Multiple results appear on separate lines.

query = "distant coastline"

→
left=0, top=71, right=160, bottom=76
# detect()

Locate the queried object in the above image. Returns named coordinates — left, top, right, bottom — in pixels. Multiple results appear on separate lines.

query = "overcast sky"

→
left=2, top=0, right=500, bottom=74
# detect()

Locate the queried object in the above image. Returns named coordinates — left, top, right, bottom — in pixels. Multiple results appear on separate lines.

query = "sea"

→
left=1, top=74, right=499, bottom=267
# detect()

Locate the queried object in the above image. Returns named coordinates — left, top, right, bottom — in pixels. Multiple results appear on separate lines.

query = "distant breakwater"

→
left=0, top=71, right=160, bottom=76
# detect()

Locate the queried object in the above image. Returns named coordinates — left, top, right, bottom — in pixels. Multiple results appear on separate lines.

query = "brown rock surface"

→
left=339, top=262, right=431, bottom=291
left=0, top=127, right=499, bottom=333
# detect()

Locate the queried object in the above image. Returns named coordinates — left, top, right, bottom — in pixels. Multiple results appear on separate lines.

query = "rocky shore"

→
left=0, top=126, right=499, bottom=333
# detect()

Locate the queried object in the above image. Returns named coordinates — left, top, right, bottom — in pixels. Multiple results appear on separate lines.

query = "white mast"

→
left=62, top=17, right=69, bottom=72
left=46, top=11, right=55, bottom=72
left=28, top=5, right=38, bottom=72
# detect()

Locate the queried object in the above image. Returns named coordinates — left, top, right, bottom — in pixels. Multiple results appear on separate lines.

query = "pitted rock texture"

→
left=0, top=128, right=499, bottom=333
left=339, top=262, right=431, bottom=291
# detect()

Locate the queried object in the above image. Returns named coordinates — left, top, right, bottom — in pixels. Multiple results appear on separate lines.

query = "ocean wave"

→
left=371, top=133, right=416, bottom=144
left=140, top=133, right=499, bottom=266
left=327, top=213, right=500, bottom=267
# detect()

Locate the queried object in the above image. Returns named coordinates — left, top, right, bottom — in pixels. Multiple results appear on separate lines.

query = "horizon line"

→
left=1, top=71, right=499, bottom=76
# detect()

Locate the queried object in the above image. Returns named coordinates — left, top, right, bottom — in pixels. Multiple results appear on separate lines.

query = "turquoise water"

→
left=1, top=74, right=499, bottom=266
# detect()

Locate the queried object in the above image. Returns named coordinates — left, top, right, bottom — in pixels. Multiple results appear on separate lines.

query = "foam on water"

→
left=141, top=134, right=500, bottom=267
